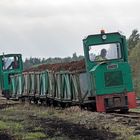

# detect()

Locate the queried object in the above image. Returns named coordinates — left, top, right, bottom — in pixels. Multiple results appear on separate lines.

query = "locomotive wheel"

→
left=60, top=102, right=66, bottom=108
left=52, top=101, right=58, bottom=107
left=34, top=99, right=38, bottom=104
left=46, top=98, right=51, bottom=106
left=2, top=90, right=10, bottom=100
left=19, top=98, right=25, bottom=103
left=120, top=108, right=129, bottom=114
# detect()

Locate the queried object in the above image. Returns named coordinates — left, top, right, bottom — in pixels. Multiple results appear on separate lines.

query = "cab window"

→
left=2, top=56, right=19, bottom=70
left=89, top=43, right=121, bottom=61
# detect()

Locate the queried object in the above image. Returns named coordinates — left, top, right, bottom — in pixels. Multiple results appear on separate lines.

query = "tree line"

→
left=23, top=53, right=84, bottom=70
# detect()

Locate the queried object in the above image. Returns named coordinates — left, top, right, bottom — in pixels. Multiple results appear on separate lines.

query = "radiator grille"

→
left=104, top=71, right=123, bottom=87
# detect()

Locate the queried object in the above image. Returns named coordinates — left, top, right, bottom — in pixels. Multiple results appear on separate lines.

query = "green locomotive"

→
left=0, top=31, right=137, bottom=112
left=83, top=30, right=136, bottom=112
left=0, top=54, right=23, bottom=98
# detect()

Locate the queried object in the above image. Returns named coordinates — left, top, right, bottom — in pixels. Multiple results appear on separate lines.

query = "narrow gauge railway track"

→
left=110, top=111, right=140, bottom=119
left=19, top=99, right=140, bottom=120
left=0, top=95, right=20, bottom=109
left=1, top=95, right=140, bottom=121
left=0, top=103, right=19, bottom=109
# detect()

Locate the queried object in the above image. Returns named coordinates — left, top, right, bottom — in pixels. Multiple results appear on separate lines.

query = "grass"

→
left=0, top=105, right=49, bottom=139
left=23, top=132, right=46, bottom=140
left=0, top=104, right=140, bottom=139
left=33, top=126, right=44, bottom=132
left=0, top=120, right=23, bottom=132
left=130, top=107, right=140, bottom=112
left=128, top=136, right=140, bottom=140
left=0, top=121, right=9, bottom=130
left=0, top=120, right=24, bottom=140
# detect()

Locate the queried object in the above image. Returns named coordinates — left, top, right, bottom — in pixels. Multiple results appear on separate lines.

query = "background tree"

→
left=72, top=52, right=78, bottom=61
left=128, top=29, right=140, bottom=96
left=127, top=29, right=140, bottom=52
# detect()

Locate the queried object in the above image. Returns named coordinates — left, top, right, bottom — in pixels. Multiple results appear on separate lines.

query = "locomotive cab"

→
left=83, top=31, right=137, bottom=112
left=0, top=54, right=23, bottom=98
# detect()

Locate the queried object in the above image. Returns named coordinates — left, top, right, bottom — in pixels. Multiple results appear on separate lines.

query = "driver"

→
left=95, top=49, right=107, bottom=61
left=7, top=57, right=19, bottom=69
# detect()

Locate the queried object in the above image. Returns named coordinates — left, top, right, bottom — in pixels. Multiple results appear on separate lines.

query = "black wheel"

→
left=52, top=100, right=58, bottom=107
left=34, top=99, right=38, bottom=104
left=19, top=98, right=25, bottom=103
left=80, top=104, right=86, bottom=110
left=60, top=102, right=66, bottom=108
left=46, top=99, right=51, bottom=106
left=2, top=90, right=10, bottom=99
left=120, top=108, right=129, bottom=114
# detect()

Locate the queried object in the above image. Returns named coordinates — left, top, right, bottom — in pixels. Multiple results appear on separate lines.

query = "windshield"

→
left=89, top=43, right=121, bottom=61
left=2, top=56, right=19, bottom=70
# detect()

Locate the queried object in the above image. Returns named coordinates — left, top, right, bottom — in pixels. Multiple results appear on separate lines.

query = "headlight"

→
left=102, top=35, right=107, bottom=40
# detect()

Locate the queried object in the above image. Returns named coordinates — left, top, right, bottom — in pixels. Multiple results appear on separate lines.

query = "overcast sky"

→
left=0, top=0, right=139, bottom=59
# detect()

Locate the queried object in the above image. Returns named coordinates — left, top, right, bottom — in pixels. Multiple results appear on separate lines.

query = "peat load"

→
left=24, top=59, right=86, bottom=72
